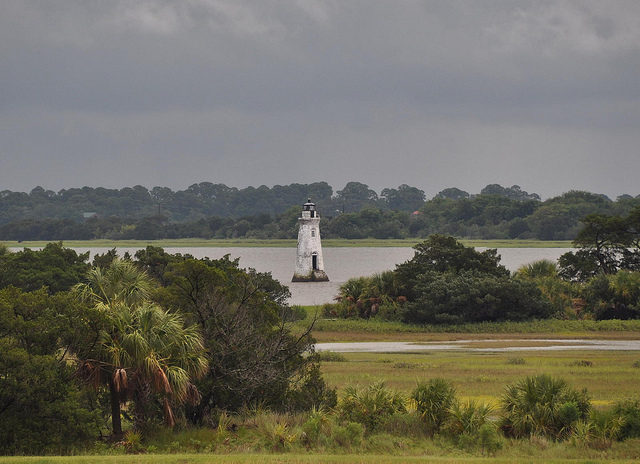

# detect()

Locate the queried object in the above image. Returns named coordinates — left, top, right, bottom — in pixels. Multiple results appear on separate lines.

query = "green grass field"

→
left=319, top=350, right=640, bottom=407
left=2, top=238, right=574, bottom=248
left=2, top=454, right=640, bottom=464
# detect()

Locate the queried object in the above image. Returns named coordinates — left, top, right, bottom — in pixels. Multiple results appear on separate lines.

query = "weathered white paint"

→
left=292, top=199, right=329, bottom=282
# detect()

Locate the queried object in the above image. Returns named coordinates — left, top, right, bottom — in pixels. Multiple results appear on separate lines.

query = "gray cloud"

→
left=1, top=0, right=639, bottom=198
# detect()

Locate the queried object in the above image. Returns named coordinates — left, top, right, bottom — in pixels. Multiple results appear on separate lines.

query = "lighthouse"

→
left=292, top=199, right=329, bottom=282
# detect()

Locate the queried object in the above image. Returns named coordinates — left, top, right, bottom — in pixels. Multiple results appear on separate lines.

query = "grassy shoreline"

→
left=293, top=306, right=640, bottom=341
left=2, top=238, right=574, bottom=248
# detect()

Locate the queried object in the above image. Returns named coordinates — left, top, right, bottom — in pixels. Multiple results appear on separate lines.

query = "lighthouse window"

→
left=311, top=229, right=315, bottom=237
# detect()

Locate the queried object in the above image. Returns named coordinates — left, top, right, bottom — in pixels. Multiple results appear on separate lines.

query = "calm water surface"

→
left=11, top=246, right=571, bottom=305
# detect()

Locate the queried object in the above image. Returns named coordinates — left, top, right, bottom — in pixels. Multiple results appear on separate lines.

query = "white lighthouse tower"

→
left=292, top=199, right=329, bottom=282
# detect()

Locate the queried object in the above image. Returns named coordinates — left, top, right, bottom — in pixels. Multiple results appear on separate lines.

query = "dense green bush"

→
left=338, top=382, right=406, bottom=431
left=0, top=287, right=101, bottom=454
left=581, top=271, right=640, bottom=320
left=0, top=242, right=90, bottom=293
left=500, top=374, right=590, bottom=440
left=612, top=400, right=640, bottom=440
left=404, top=271, right=552, bottom=324
left=412, top=378, right=456, bottom=435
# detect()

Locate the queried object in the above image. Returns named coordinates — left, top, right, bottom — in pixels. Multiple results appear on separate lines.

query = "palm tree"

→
left=515, top=259, right=559, bottom=279
left=74, top=258, right=207, bottom=436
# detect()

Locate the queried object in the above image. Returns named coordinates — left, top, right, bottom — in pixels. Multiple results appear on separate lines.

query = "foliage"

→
left=74, top=258, right=208, bottom=434
left=515, top=260, right=578, bottom=318
left=396, top=235, right=509, bottom=289
left=412, top=378, right=456, bottom=435
left=338, top=382, right=406, bottom=431
left=445, top=400, right=494, bottom=437
left=559, top=206, right=640, bottom=281
left=331, top=271, right=405, bottom=320
left=581, top=271, right=640, bottom=320
left=155, top=252, right=319, bottom=419
left=2, top=183, right=638, bottom=241
left=0, top=287, right=101, bottom=454
left=612, top=400, right=640, bottom=440
left=515, top=259, right=558, bottom=279
left=285, top=363, right=338, bottom=412
left=403, top=271, right=552, bottom=324
left=0, top=242, right=89, bottom=293
left=500, top=374, right=590, bottom=440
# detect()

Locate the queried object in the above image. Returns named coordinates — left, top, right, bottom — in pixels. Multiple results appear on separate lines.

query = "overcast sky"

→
left=1, top=1, right=639, bottom=199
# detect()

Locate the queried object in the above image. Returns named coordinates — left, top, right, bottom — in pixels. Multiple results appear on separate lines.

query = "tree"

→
left=74, top=259, right=207, bottom=435
left=381, top=184, right=425, bottom=211
left=480, top=184, right=540, bottom=201
left=0, top=287, right=100, bottom=453
left=396, top=235, right=550, bottom=324
left=335, top=182, right=379, bottom=213
left=157, top=255, right=318, bottom=420
left=0, top=242, right=90, bottom=293
left=403, top=271, right=551, bottom=324
left=434, top=187, right=469, bottom=200
left=395, top=234, right=509, bottom=298
left=559, top=207, right=640, bottom=281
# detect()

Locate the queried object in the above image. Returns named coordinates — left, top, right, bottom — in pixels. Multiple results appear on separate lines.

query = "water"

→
left=315, top=339, right=640, bottom=353
left=9, top=246, right=572, bottom=305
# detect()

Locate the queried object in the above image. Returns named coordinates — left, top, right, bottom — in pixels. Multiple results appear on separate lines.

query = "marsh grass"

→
left=319, top=351, right=640, bottom=406
left=294, top=307, right=640, bottom=341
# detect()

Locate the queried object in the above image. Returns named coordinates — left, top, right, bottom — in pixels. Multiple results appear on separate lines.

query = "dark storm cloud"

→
left=1, top=1, right=639, bottom=198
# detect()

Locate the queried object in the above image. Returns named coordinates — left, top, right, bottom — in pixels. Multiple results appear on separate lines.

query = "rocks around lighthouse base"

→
left=292, top=270, right=329, bottom=282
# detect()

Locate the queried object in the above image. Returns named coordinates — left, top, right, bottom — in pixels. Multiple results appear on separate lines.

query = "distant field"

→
left=294, top=306, right=640, bottom=341
left=2, top=238, right=573, bottom=248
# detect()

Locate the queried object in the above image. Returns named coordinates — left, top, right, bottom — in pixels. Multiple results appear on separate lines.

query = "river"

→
left=10, top=246, right=572, bottom=305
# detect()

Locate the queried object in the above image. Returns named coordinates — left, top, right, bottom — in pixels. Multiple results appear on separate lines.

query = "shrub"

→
left=612, top=400, right=640, bottom=440
left=332, top=422, right=364, bottom=448
left=256, top=415, right=298, bottom=451
left=507, top=357, right=526, bottom=365
left=478, top=423, right=503, bottom=455
left=317, top=351, right=347, bottom=362
left=301, top=409, right=332, bottom=447
left=500, top=374, right=591, bottom=440
left=339, top=382, right=406, bottom=431
left=378, top=412, right=425, bottom=438
left=403, top=271, right=552, bottom=324
left=569, top=360, right=593, bottom=367
left=286, top=363, right=337, bottom=412
left=446, top=400, right=493, bottom=437
left=284, top=305, right=308, bottom=322
left=412, top=378, right=456, bottom=435
left=584, top=410, right=624, bottom=449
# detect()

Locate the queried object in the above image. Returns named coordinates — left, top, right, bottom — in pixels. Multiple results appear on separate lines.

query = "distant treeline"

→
left=1, top=182, right=639, bottom=241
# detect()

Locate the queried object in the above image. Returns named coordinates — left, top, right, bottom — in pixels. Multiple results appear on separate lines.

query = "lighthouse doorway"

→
left=312, top=253, right=318, bottom=271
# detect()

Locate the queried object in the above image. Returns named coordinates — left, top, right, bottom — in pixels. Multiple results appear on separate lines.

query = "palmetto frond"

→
left=74, top=258, right=153, bottom=307
left=73, top=258, right=208, bottom=432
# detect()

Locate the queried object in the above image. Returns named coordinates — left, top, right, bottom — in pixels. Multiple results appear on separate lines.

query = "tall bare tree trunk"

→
left=108, top=378, right=123, bottom=437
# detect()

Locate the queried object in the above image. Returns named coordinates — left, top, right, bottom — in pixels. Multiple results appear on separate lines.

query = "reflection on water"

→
left=9, top=246, right=572, bottom=306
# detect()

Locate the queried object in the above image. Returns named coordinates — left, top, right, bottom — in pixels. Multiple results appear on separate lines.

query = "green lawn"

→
left=2, top=451, right=640, bottom=463
left=2, top=238, right=574, bottom=248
